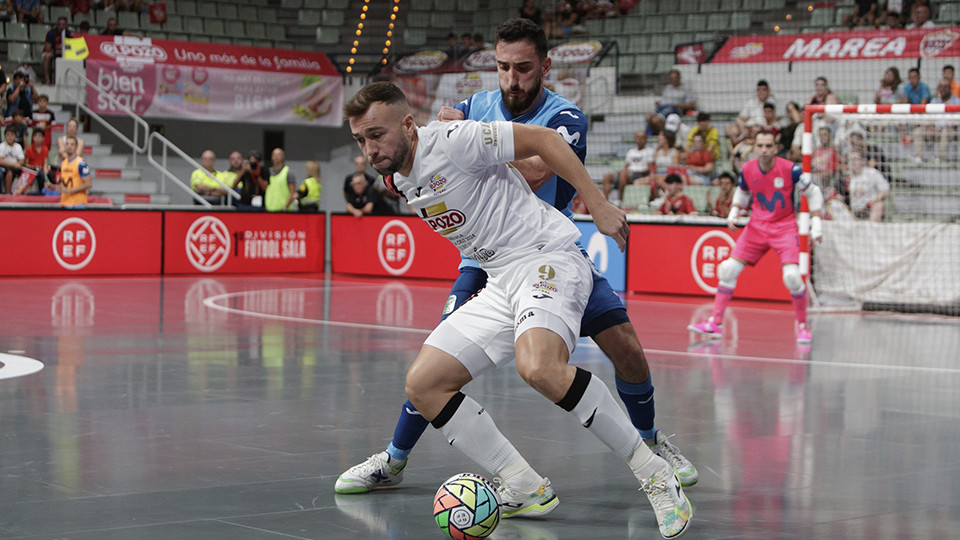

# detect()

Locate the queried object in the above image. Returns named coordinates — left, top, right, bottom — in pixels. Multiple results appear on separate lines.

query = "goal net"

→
left=802, top=104, right=960, bottom=316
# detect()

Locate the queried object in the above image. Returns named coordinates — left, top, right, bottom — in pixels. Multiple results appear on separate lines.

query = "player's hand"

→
left=437, top=106, right=464, bottom=122
left=593, top=201, right=629, bottom=252
left=726, top=217, right=738, bottom=231
left=810, top=216, right=822, bottom=245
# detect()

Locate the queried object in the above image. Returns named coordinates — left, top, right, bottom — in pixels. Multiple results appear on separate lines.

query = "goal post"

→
left=801, top=103, right=960, bottom=316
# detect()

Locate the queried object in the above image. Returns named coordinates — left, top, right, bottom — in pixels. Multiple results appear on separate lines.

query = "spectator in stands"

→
left=101, top=17, right=141, bottom=37
left=644, top=129, right=682, bottom=199
left=78, top=20, right=92, bottom=35
left=7, top=110, right=28, bottom=148
left=725, top=79, right=774, bottom=150
left=553, top=1, right=583, bottom=37
left=460, top=32, right=473, bottom=54
left=57, top=118, right=85, bottom=164
left=104, top=0, right=143, bottom=12
left=602, top=129, right=652, bottom=204
left=878, top=9, right=903, bottom=28
left=0, top=1, right=12, bottom=23
left=906, top=3, right=936, bottom=28
left=43, top=17, right=73, bottom=85
left=846, top=150, right=889, bottom=221
left=706, top=171, right=735, bottom=217
left=685, top=132, right=714, bottom=185
left=233, top=150, right=266, bottom=209
left=265, top=147, right=296, bottom=212
left=343, top=155, right=376, bottom=203
left=444, top=32, right=463, bottom=59
left=297, top=160, right=322, bottom=213
left=49, top=135, right=91, bottom=208
left=346, top=173, right=395, bottom=217
left=14, top=0, right=42, bottom=24
left=190, top=149, right=228, bottom=204
left=217, top=150, right=243, bottom=197
left=647, top=70, right=697, bottom=131
left=5, top=71, right=34, bottom=118
left=943, top=65, right=960, bottom=97
left=913, top=79, right=960, bottom=162
left=900, top=67, right=931, bottom=105
left=0, top=124, right=24, bottom=194
left=32, top=94, right=54, bottom=148
left=780, top=101, right=804, bottom=161
left=685, top=112, right=720, bottom=162
left=471, top=32, right=492, bottom=51
left=657, top=173, right=697, bottom=215
left=759, top=101, right=781, bottom=137
left=577, top=0, right=617, bottom=20
left=731, top=125, right=758, bottom=173
left=517, top=0, right=546, bottom=30
left=807, top=76, right=840, bottom=106
left=875, top=66, right=904, bottom=104
left=811, top=125, right=839, bottom=187
left=24, top=127, right=52, bottom=191
left=843, top=130, right=889, bottom=203
left=843, top=0, right=877, bottom=27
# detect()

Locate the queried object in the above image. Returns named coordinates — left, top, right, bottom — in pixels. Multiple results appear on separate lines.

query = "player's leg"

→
left=512, top=252, right=691, bottom=537
left=688, top=256, right=745, bottom=338
left=582, top=267, right=698, bottom=486
left=334, top=265, right=488, bottom=494
left=769, top=222, right=811, bottom=343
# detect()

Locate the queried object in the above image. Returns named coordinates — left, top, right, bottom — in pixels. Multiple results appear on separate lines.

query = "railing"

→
left=147, top=131, right=240, bottom=206
left=60, top=66, right=234, bottom=208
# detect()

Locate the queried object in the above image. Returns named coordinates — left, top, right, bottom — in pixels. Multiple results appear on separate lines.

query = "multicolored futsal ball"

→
left=433, top=473, right=501, bottom=540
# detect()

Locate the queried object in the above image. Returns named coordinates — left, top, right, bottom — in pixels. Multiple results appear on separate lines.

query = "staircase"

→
left=78, top=130, right=168, bottom=205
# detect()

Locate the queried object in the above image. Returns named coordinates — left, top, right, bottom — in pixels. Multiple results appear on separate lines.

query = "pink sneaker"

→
left=796, top=323, right=812, bottom=344
left=687, top=317, right=722, bottom=339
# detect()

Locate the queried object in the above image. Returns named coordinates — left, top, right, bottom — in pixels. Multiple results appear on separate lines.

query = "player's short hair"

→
left=755, top=128, right=776, bottom=141
left=32, top=127, right=45, bottom=137
left=692, top=131, right=705, bottom=141
left=697, top=112, right=710, bottom=122
left=496, top=18, right=548, bottom=60
left=664, top=174, right=683, bottom=185
left=763, top=101, right=775, bottom=110
left=816, top=76, right=829, bottom=86
left=757, top=79, right=769, bottom=88
left=344, top=81, right=408, bottom=120
left=716, top=171, right=735, bottom=183
left=3, top=125, right=14, bottom=135
left=908, top=67, right=920, bottom=76
left=65, top=135, right=78, bottom=144
left=945, top=64, right=955, bottom=73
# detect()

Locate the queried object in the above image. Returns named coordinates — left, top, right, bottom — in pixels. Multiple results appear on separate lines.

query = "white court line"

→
left=0, top=353, right=45, bottom=380
left=204, top=289, right=960, bottom=376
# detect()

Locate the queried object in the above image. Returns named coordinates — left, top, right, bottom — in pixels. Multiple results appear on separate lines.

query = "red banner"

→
left=81, top=35, right=343, bottom=125
left=330, top=215, right=461, bottom=279
left=0, top=210, right=162, bottom=276
left=628, top=224, right=789, bottom=301
left=713, top=27, right=960, bottom=63
left=163, top=212, right=325, bottom=274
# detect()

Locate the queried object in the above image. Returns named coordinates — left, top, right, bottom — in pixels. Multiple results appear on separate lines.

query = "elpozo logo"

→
left=52, top=217, right=97, bottom=271
left=99, top=40, right=168, bottom=63
left=186, top=216, right=230, bottom=272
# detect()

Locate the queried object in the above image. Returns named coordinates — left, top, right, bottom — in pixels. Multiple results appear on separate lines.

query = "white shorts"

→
left=424, top=247, right=592, bottom=379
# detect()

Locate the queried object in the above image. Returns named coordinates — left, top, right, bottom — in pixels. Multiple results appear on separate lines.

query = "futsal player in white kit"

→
left=344, top=81, right=692, bottom=539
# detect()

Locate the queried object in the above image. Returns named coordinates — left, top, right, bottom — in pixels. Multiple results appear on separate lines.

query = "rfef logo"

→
left=52, top=217, right=97, bottom=271
left=186, top=216, right=230, bottom=272
left=377, top=220, right=415, bottom=276
left=691, top=230, right=736, bottom=293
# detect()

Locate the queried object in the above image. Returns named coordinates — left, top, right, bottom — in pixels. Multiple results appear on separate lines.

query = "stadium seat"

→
left=626, top=34, right=647, bottom=54
left=699, top=0, right=720, bottom=11
left=720, top=0, right=740, bottom=10
left=635, top=54, right=657, bottom=74
left=299, top=9, right=320, bottom=26
left=7, top=42, right=36, bottom=63
left=183, top=17, right=203, bottom=35
left=939, top=3, right=960, bottom=22
left=622, top=16, right=643, bottom=34
left=118, top=11, right=139, bottom=29
left=403, top=28, right=427, bottom=46
left=238, top=6, right=258, bottom=21
left=259, top=7, right=278, bottom=23
left=266, top=24, right=285, bottom=42
left=707, top=13, right=731, bottom=31
left=654, top=53, right=675, bottom=73
left=246, top=22, right=266, bottom=39
left=49, top=5, right=71, bottom=22
left=282, top=0, right=304, bottom=7
left=316, top=26, right=340, bottom=44
left=457, top=0, right=479, bottom=10
left=603, top=17, right=623, bottom=34
left=219, top=5, right=238, bottom=19
left=197, top=3, right=217, bottom=18
left=6, top=22, right=29, bottom=41
left=622, top=184, right=651, bottom=211
left=177, top=0, right=197, bottom=17
left=164, top=15, right=184, bottom=33
left=679, top=0, right=699, bottom=13
left=649, top=34, right=672, bottom=52
left=431, top=12, right=454, bottom=28
left=322, top=10, right=344, bottom=26
left=206, top=19, right=226, bottom=37
left=635, top=1, right=658, bottom=15
left=643, top=16, right=663, bottom=33
left=618, top=54, right=635, bottom=73
left=303, top=0, right=325, bottom=8
left=28, top=24, right=49, bottom=42
left=810, top=7, right=835, bottom=27
left=225, top=20, right=245, bottom=36
left=687, top=14, right=707, bottom=32
left=763, top=0, right=786, bottom=9
left=731, top=12, right=751, bottom=29
left=685, top=184, right=711, bottom=213
left=407, top=11, right=430, bottom=28
left=327, top=0, right=349, bottom=8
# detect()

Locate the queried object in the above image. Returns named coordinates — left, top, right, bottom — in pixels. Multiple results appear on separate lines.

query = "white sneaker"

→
left=639, top=456, right=693, bottom=539
left=647, top=432, right=699, bottom=487
left=334, top=451, right=406, bottom=494
left=495, top=477, right=559, bottom=518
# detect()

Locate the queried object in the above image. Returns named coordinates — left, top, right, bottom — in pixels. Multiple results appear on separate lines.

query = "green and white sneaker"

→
left=647, top=432, right=698, bottom=487
left=334, top=451, right=406, bottom=494
left=495, top=477, right=559, bottom=518
left=639, top=456, right=693, bottom=539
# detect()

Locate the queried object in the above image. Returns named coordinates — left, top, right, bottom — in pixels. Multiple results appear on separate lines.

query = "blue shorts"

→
left=443, top=255, right=629, bottom=337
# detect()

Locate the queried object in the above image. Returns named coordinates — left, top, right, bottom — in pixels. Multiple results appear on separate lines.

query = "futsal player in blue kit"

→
left=336, top=19, right=698, bottom=499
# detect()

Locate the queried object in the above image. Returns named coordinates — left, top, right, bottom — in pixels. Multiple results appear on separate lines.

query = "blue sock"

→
left=616, top=375, right=657, bottom=441
left=385, top=400, right=430, bottom=462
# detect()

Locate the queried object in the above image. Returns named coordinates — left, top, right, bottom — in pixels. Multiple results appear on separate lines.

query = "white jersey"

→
left=391, top=120, right=580, bottom=274
left=848, top=166, right=889, bottom=212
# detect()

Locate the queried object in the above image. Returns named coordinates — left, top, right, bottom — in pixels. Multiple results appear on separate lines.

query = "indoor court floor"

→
left=1, top=273, right=958, bottom=540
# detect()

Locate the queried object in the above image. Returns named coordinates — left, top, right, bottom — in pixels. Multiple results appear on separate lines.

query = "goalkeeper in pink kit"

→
left=688, top=129, right=823, bottom=343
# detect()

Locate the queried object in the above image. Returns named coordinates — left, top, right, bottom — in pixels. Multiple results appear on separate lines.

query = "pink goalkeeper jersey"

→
left=738, top=157, right=805, bottom=225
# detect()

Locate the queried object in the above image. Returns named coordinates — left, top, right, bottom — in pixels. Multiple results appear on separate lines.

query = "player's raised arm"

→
left=512, top=123, right=629, bottom=251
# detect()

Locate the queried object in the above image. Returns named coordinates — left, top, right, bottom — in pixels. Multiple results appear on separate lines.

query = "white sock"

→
left=437, top=394, right=536, bottom=483
left=567, top=370, right=645, bottom=461
left=498, top=456, right=544, bottom=493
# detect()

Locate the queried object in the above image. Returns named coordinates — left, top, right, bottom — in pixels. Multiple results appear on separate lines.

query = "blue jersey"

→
left=454, top=87, right=588, bottom=269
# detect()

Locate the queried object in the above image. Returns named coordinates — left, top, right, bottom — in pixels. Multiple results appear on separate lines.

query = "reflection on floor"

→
left=1, top=274, right=958, bottom=539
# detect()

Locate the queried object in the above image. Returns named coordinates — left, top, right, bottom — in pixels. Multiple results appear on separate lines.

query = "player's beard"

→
left=501, top=77, right=541, bottom=116
left=370, top=135, right=410, bottom=177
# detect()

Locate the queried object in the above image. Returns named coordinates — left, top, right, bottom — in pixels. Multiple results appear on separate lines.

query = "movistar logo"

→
left=556, top=126, right=581, bottom=146
left=756, top=191, right=786, bottom=212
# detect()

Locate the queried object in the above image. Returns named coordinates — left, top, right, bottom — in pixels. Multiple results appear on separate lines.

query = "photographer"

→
left=230, top=149, right=267, bottom=210
left=6, top=70, right=34, bottom=118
